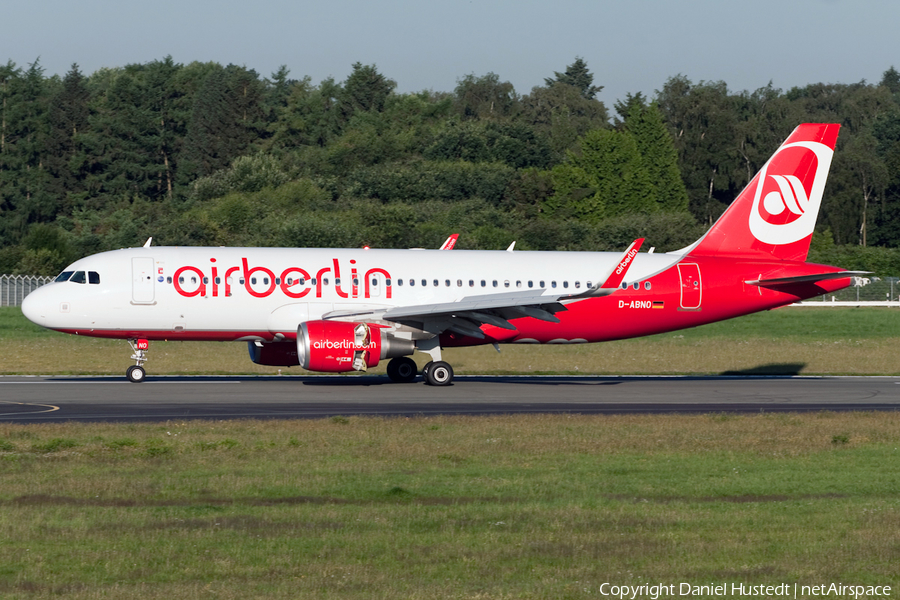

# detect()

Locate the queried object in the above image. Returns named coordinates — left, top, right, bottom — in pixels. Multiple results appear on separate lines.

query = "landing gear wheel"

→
left=126, top=365, right=146, bottom=383
left=424, top=361, right=453, bottom=386
left=387, top=356, right=418, bottom=383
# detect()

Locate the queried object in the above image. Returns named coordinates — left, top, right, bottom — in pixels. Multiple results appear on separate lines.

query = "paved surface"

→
left=0, top=375, right=897, bottom=422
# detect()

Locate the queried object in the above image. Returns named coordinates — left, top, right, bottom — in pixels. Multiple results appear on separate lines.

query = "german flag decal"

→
left=652, top=301, right=665, bottom=309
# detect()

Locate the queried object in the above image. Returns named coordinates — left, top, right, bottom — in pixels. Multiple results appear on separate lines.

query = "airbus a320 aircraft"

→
left=22, top=124, right=863, bottom=385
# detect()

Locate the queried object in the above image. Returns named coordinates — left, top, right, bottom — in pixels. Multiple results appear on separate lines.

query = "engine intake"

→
left=297, top=321, right=414, bottom=373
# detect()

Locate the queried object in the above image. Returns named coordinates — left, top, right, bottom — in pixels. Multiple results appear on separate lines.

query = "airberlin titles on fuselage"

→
left=172, top=257, right=392, bottom=300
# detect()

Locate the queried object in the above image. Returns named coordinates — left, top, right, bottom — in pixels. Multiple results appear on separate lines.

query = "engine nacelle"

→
left=297, top=321, right=414, bottom=373
left=247, top=340, right=300, bottom=366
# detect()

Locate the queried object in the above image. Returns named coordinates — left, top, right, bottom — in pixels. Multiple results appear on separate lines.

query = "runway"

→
left=0, top=374, right=897, bottom=422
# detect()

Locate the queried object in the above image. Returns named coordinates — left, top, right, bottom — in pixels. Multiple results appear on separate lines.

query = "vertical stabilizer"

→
left=687, top=123, right=840, bottom=262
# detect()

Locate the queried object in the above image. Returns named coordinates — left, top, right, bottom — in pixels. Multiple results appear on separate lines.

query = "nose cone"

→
left=21, top=285, right=53, bottom=327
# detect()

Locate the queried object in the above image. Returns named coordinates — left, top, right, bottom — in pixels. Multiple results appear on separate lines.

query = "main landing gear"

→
left=126, top=338, right=149, bottom=383
left=385, top=356, right=455, bottom=386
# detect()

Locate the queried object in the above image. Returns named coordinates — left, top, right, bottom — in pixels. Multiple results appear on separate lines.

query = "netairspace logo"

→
left=597, top=582, right=892, bottom=599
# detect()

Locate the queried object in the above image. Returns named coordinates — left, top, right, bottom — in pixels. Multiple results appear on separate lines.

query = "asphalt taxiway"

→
left=0, top=375, right=897, bottom=422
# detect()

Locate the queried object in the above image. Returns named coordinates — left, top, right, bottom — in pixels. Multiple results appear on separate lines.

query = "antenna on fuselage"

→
left=143, top=237, right=153, bottom=248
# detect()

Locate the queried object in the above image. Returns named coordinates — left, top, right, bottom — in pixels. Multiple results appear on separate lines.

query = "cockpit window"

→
left=55, top=271, right=74, bottom=282
left=70, top=271, right=86, bottom=284
left=88, top=271, right=100, bottom=284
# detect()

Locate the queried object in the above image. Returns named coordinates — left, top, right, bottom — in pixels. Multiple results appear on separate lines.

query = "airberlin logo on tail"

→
left=748, top=141, right=833, bottom=246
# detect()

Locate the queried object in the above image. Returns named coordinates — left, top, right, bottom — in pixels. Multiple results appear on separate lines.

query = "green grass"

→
left=2, top=306, right=899, bottom=376
left=0, top=413, right=898, bottom=598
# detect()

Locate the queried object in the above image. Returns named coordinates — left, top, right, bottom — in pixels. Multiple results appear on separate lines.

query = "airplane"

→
left=21, top=123, right=864, bottom=385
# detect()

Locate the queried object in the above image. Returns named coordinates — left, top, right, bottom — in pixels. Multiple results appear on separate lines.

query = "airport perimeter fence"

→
left=0, top=275, right=55, bottom=307
left=0, top=274, right=899, bottom=308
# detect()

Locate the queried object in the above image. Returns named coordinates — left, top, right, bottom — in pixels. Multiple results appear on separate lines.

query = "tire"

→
left=126, top=365, right=146, bottom=383
left=387, top=356, right=418, bottom=383
left=424, top=361, right=453, bottom=386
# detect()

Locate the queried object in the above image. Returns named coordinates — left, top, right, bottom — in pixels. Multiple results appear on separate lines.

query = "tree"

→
left=44, top=64, right=90, bottom=207
left=521, top=82, right=609, bottom=156
left=453, top=73, right=519, bottom=120
left=547, top=128, right=656, bottom=223
left=180, top=64, right=266, bottom=183
left=340, top=62, right=395, bottom=120
left=620, top=97, right=689, bottom=213
left=544, top=57, right=603, bottom=100
left=880, top=66, right=900, bottom=95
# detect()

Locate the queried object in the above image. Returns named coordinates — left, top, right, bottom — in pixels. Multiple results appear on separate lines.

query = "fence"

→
left=795, top=276, right=900, bottom=305
left=0, top=275, right=55, bottom=307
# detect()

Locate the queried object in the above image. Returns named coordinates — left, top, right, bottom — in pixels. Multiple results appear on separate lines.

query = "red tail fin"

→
left=687, top=123, right=840, bottom=262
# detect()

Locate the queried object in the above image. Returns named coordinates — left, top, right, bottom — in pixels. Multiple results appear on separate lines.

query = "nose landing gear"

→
left=126, top=338, right=149, bottom=383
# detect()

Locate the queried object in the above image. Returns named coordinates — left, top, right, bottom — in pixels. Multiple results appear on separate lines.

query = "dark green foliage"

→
left=453, top=73, right=519, bottom=120
left=547, top=128, right=656, bottom=222
left=544, top=57, right=603, bottom=100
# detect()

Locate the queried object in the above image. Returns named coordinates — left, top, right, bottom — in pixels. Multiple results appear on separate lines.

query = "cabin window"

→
left=239, top=278, right=245, bottom=285
left=575, top=281, right=580, bottom=289
left=469, top=280, right=475, bottom=287
left=563, top=281, right=568, bottom=289
left=457, top=279, right=462, bottom=287
left=203, top=277, right=209, bottom=284
left=480, top=280, right=486, bottom=287
left=55, top=271, right=73, bottom=282
left=621, top=282, right=627, bottom=290
left=250, top=277, right=257, bottom=285
left=71, top=271, right=86, bottom=284
left=504, top=280, right=510, bottom=288
left=88, top=272, right=100, bottom=284
left=645, top=282, right=652, bottom=290
left=371, top=278, right=378, bottom=286
left=433, top=279, right=439, bottom=287
left=275, top=278, right=280, bottom=285
left=299, top=278, right=305, bottom=285
left=633, top=282, right=640, bottom=290
left=335, top=278, right=340, bottom=286
left=540, top=281, right=545, bottom=288
left=421, top=279, right=427, bottom=287
left=215, top=277, right=221, bottom=284
left=492, top=280, right=498, bottom=287
left=528, top=281, right=533, bottom=288
left=551, top=281, right=557, bottom=288
left=410, top=279, right=415, bottom=286
left=191, top=277, right=198, bottom=285
left=587, top=281, right=592, bottom=288
left=516, top=281, right=522, bottom=288
left=397, top=279, right=403, bottom=286
left=167, top=277, right=172, bottom=284
left=179, top=276, right=185, bottom=284
left=323, top=278, right=329, bottom=286
left=445, top=279, right=451, bottom=287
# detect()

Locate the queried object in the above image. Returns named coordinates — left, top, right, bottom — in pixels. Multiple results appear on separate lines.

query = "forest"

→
left=1, top=57, right=900, bottom=276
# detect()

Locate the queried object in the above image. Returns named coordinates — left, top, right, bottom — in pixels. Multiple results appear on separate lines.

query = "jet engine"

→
left=247, top=340, right=300, bottom=366
left=297, top=320, right=414, bottom=372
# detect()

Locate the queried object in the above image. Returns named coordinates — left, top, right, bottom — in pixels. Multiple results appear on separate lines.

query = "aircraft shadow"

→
left=719, top=363, right=806, bottom=376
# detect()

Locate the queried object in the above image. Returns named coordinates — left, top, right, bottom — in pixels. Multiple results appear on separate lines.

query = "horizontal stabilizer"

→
left=745, top=271, right=870, bottom=287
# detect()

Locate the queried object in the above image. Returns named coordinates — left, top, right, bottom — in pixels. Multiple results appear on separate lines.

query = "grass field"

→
left=1, top=413, right=899, bottom=599
left=2, top=306, right=899, bottom=376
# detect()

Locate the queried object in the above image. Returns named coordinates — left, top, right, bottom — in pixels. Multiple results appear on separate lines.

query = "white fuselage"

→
left=22, top=246, right=679, bottom=341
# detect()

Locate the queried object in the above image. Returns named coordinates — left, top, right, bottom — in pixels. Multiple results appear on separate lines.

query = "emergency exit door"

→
left=132, top=257, right=155, bottom=303
left=677, top=263, right=701, bottom=310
